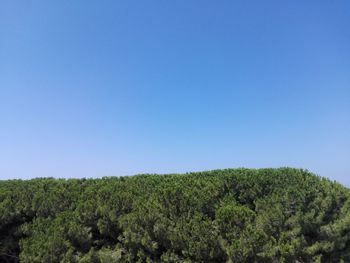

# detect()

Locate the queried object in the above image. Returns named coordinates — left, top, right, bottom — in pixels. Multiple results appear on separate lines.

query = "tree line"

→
left=0, top=168, right=349, bottom=262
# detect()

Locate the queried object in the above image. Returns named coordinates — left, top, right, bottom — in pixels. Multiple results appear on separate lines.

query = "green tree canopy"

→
left=0, top=168, right=349, bottom=262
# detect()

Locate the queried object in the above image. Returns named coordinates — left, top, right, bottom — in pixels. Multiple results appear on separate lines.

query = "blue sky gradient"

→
left=1, top=1, right=349, bottom=185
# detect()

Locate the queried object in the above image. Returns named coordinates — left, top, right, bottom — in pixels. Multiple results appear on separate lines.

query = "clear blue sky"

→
left=1, top=1, right=349, bottom=185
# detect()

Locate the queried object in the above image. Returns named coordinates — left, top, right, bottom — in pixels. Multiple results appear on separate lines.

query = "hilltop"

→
left=1, top=168, right=349, bottom=262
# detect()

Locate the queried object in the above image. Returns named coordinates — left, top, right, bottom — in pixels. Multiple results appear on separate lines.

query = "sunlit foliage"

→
left=0, top=168, right=349, bottom=262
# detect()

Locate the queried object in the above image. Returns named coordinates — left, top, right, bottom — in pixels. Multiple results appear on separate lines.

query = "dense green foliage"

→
left=1, top=168, right=350, bottom=262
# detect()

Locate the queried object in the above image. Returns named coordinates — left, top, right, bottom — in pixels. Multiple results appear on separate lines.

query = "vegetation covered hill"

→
left=1, top=168, right=350, bottom=262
